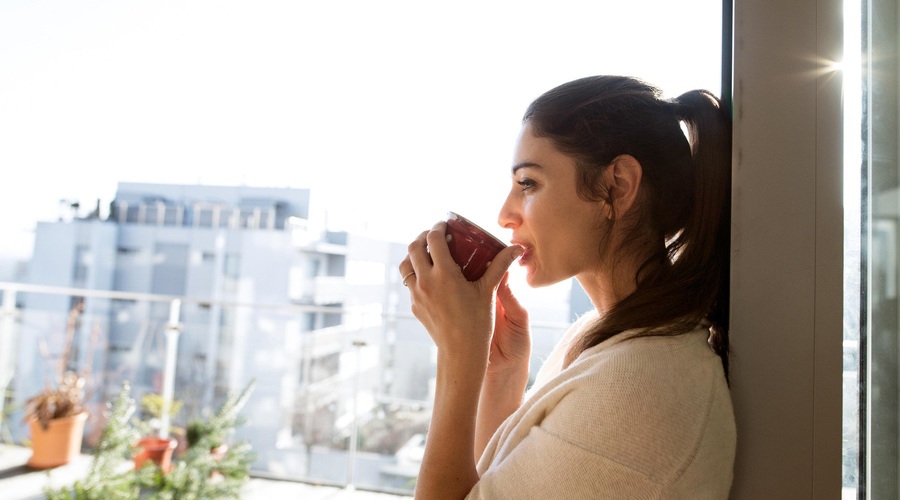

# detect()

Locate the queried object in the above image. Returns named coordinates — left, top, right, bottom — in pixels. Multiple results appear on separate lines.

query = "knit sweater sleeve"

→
left=468, top=425, right=665, bottom=499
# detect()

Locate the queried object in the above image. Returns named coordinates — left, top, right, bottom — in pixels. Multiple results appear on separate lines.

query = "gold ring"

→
left=402, top=271, right=416, bottom=286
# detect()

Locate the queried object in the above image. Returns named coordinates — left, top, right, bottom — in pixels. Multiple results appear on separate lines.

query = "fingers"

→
left=398, top=238, right=421, bottom=288
left=497, top=271, right=528, bottom=326
left=479, top=245, right=524, bottom=289
left=497, top=272, right=516, bottom=304
left=424, top=222, right=453, bottom=267
left=407, top=230, right=431, bottom=273
left=399, top=255, right=412, bottom=275
left=402, top=223, right=456, bottom=282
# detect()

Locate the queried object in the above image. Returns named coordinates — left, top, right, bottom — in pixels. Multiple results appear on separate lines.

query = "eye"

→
left=516, top=178, right=536, bottom=191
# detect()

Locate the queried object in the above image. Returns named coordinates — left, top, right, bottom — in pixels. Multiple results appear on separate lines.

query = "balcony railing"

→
left=0, top=281, right=569, bottom=496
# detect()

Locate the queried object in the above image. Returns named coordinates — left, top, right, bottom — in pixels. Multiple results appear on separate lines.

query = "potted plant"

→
left=132, top=393, right=182, bottom=473
left=44, top=382, right=143, bottom=500
left=44, top=380, right=257, bottom=499
left=133, top=434, right=178, bottom=474
left=22, top=370, right=88, bottom=469
left=183, top=379, right=256, bottom=475
left=161, top=379, right=257, bottom=495
left=24, top=298, right=96, bottom=469
left=185, top=418, right=227, bottom=458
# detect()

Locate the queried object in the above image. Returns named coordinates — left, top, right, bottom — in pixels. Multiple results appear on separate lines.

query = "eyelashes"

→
left=516, top=178, right=536, bottom=191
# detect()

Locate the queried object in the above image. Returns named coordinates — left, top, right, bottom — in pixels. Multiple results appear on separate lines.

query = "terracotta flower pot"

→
left=27, top=411, right=88, bottom=469
left=134, top=436, right=178, bottom=473
left=210, top=442, right=228, bottom=460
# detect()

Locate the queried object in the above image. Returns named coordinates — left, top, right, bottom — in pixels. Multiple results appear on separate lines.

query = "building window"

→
left=151, top=243, right=188, bottom=296
left=223, top=253, right=241, bottom=294
left=71, top=245, right=89, bottom=287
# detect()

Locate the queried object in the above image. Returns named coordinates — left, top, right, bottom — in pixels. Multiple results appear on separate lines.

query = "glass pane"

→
left=0, top=1, right=725, bottom=497
left=861, top=0, right=900, bottom=496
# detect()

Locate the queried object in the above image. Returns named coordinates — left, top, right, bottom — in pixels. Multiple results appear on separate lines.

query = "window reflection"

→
left=860, top=0, right=900, bottom=496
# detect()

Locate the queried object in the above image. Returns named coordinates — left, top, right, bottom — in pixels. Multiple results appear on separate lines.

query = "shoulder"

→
left=559, top=328, right=722, bottom=399
left=538, top=329, right=734, bottom=484
left=529, top=311, right=600, bottom=391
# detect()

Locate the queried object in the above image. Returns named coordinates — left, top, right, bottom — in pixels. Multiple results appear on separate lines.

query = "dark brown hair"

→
left=524, top=76, right=731, bottom=381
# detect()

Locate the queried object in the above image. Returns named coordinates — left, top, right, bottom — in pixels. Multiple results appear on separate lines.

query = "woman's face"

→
left=498, top=122, right=608, bottom=287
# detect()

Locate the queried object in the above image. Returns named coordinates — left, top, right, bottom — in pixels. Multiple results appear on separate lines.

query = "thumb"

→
left=480, top=245, right=524, bottom=288
left=497, top=272, right=529, bottom=327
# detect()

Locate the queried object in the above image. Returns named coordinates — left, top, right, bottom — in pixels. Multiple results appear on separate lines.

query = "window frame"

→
left=729, top=0, right=844, bottom=498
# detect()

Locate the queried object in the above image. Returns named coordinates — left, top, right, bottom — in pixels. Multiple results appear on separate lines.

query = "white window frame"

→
left=730, top=0, right=844, bottom=498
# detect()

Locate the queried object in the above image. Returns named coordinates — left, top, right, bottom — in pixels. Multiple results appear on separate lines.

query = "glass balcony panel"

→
left=0, top=284, right=568, bottom=495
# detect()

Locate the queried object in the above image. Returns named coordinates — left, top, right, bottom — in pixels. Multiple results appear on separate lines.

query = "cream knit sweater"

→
left=468, top=313, right=736, bottom=499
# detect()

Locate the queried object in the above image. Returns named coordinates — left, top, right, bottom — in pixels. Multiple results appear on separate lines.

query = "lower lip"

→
left=518, top=249, right=531, bottom=266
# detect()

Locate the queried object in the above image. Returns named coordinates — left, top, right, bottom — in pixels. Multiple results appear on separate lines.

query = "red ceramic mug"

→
left=444, top=211, right=507, bottom=281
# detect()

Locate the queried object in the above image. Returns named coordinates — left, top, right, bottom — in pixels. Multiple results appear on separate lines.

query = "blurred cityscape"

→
left=0, top=182, right=584, bottom=495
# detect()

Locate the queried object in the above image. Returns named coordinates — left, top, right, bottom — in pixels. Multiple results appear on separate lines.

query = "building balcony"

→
left=289, top=274, right=349, bottom=306
left=0, top=281, right=464, bottom=498
left=313, top=276, right=348, bottom=305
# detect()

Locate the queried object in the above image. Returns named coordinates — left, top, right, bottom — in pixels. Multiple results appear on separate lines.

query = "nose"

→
left=497, top=189, right=520, bottom=229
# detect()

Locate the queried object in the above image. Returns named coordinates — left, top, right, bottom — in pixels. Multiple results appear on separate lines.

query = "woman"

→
left=399, top=76, right=735, bottom=499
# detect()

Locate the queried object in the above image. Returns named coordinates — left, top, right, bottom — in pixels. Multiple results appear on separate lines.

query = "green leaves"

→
left=43, top=379, right=257, bottom=500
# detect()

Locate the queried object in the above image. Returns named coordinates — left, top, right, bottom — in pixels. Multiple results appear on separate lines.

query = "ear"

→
left=605, top=154, right=643, bottom=219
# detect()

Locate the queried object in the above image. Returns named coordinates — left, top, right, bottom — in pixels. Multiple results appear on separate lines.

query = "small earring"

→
left=601, top=202, right=614, bottom=220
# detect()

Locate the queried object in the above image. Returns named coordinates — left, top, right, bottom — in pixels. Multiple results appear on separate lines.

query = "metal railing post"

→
left=159, top=299, right=181, bottom=440
left=346, top=338, right=366, bottom=490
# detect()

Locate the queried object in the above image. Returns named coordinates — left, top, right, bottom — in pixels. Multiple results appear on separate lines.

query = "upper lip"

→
left=510, top=239, right=531, bottom=251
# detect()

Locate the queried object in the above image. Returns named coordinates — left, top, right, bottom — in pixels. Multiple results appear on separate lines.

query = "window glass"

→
left=0, top=1, right=725, bottom=494
left=855, top=0, right=900, bottom=496
left=0, top=1, right=724, bottom=256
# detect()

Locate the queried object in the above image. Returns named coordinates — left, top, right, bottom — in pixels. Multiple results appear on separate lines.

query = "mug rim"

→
left=446, top=211, right=507, bottom=247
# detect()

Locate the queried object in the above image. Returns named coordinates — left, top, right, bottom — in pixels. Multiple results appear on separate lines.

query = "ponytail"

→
left=670, top=90, right=732, bottom=381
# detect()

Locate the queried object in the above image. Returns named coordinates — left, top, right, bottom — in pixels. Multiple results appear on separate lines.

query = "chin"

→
left=524, top=270, right=558, bottom=289
left=523, top=263, right=573, bottom=288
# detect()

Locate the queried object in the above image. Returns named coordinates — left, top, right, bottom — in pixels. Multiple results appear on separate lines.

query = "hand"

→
left=400, top=222, right=524, bottom=500
left=473, top=272, right=531, bottom=462
left=488, top=272, right=531, bottom=375
left=399, top=222, right=524, bottom=364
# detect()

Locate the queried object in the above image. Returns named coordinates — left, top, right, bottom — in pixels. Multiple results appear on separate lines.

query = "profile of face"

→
left=498, top=122, right=610, bottom=288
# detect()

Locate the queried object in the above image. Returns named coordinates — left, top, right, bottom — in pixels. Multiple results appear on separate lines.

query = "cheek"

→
left=521, top=196, right=535, bottom=216
left=523, top=196, right=559, bottom=230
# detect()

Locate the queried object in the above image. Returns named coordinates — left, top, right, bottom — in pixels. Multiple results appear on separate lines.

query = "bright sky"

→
left=0, top=0, right=721, bottom=265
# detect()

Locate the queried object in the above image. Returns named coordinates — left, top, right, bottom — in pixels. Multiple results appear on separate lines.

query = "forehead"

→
left=513, top=122, right=574, bottom=171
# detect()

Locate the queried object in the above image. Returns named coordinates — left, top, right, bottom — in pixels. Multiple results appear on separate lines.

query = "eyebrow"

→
left=511, top=162, right=542, bottom=174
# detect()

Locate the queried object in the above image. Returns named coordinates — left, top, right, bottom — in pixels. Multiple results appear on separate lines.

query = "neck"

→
left=576, top=266, right=636, bottom=316
left=577, top=239, right=664, bottom=316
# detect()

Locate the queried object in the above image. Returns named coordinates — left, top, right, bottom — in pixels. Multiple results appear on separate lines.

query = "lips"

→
left=510, top=239, right=533, bottom=266
left=518, top=251, right=531, bottom=267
